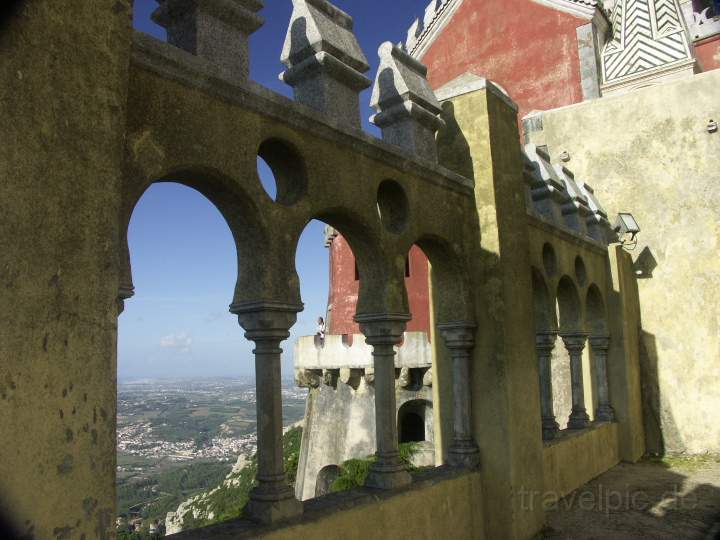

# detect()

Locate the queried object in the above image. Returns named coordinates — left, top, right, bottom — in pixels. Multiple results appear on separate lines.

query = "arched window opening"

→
left=118, top=182, right=255, bottom=530
left=398, top=400, right=432, bottom=444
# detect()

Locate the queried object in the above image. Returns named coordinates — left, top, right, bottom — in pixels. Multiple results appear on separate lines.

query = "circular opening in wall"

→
left=377, top=179, right=409, bottom=234
left=542, top=243, right=557, bottom=277
left=256, top=138, right=307, bottom=206
left=575, top=255, right=587, bottom=287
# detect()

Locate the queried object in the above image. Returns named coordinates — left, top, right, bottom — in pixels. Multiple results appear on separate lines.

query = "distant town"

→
left=116, top=377, right=307, bottom=536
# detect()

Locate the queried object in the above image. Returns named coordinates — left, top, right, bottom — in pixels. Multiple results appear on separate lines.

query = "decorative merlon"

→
left=152, top=0, right=264, bottom=79
left=280, top=0, right=371, bottom=128
left=523, top=143, right=612, bottom=244
left=370, top=42, right=445, bottom=161
left=601, top=0, right=696, bottom=96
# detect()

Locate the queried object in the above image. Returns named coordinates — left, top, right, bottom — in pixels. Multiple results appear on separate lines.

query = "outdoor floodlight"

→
left=614, top=213, right=640, bottom=241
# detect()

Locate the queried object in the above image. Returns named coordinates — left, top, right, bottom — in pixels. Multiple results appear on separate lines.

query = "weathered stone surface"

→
left=370, top=42, right=445, bottom=161
left=280, top=0, right=370, bottom=127
left=152, top=0, right=264, bottom=79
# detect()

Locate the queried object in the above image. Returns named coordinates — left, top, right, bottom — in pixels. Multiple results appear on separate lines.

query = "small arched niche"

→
left=556, top=276, right=582, bottom=333
left=398, top=399, right=433, bottom=443
left=532, top=267, right=557, bottom=333
left=377, top=179, right=409, bottom=234
left=586, top=285, right=607, bottom=336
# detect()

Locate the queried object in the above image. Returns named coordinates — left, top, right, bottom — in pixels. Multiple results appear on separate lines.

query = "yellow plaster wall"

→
left=529, top=71, right=720, bottom=455
left=173, top=472, right=486, bottom=540
left=543, top=423, right=621, bottom=501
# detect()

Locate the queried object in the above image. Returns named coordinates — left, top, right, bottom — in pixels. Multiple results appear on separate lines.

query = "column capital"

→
left=230, top=300, right=303, bottom=342
left=437, top=321, right=476, bottom=350
left=354, top=313, right=410, bottom=346
left=535, top=331, right=558, bottom=351
left=561, top=332, right=588, bottom=352
left=588, top=335, right=610, bottom=350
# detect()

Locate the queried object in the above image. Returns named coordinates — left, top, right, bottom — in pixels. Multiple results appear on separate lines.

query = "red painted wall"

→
left=421, top=0, right=588, bottom=122
left=327, top=237, right=430, bottom=336
left=695, top=34, right=720, bottom=72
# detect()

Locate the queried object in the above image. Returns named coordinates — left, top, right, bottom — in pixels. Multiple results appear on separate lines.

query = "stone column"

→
left=152, top=0, right=264, bottom=79
left=561, top=333, right=590, bottom=430
left=589, top=335, right=615, bottom=422
left=438, top=322, right=481, bottom=468
left=536, top=332, right=559, bottom=441
left=231, top=301, right=303, bottom=524
left=355, top=314, right=412, bottom=489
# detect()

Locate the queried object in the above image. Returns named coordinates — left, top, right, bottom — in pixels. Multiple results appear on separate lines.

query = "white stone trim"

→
left=409, top=0, right=465, bottom=60
left=529, top=0, right=601, bottom=19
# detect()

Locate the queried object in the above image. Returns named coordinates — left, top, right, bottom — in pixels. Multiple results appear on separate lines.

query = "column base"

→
left=244, top=485, right=303, bottom=525
left=542, top=417, right=560, bottom=441
left=364, top=460, right=412, bottom=490
left=448, top=440, right=481, bottom=469
left=596, top=405, right=616, bottom=422
left=567, top=409, right=591, bottom=430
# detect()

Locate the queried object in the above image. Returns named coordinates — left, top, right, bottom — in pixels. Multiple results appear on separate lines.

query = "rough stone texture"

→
left=0, top=1, right=132, bottom=538
left=526, top=70, right=720, bottom=456
left=370, top=42, right=445, bottom=161
left=280, top=0, right=370, bottom=128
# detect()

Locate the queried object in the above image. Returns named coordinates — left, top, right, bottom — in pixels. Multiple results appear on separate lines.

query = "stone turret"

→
left=370, top=42, right=445, bottom=161
left=280, top=0, right=371, bottom=128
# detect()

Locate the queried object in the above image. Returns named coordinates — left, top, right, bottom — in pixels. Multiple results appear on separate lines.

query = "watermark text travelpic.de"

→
left=519, top=484, right=699, bottom=515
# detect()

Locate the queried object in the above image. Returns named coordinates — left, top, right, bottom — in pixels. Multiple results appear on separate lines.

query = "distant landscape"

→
left=116, top=378, right=307, bottom=525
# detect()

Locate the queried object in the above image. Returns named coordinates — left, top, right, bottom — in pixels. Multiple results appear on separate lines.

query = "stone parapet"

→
left=293, top=331, right=432, bottom=370
left=523, top=142, right=612, bottom=245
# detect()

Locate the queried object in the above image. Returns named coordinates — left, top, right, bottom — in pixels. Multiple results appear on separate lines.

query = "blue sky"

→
left=120, top=0, right=427, bottom=379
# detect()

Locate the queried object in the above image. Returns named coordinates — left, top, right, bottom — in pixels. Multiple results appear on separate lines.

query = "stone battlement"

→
left=294, top=331, right=432, bottom=371
left=522, top=142, right=612, bottom=246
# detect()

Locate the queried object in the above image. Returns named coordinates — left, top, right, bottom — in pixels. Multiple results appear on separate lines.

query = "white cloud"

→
left=160, top=333, right=192, bottom=353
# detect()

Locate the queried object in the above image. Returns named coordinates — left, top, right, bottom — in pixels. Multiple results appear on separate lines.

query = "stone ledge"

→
left=543, top=420, right=616, bottom=449
left=526, top=214, right=608, bottom=255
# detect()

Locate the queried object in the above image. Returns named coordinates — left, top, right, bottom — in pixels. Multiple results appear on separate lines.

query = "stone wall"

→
left=0, top=2, right=132, bottom=538
left=543, top=422, right=621, bottom=501
left=172, top=469, right=486, bottom=540
left=526, top=70, right=720, bottom=455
